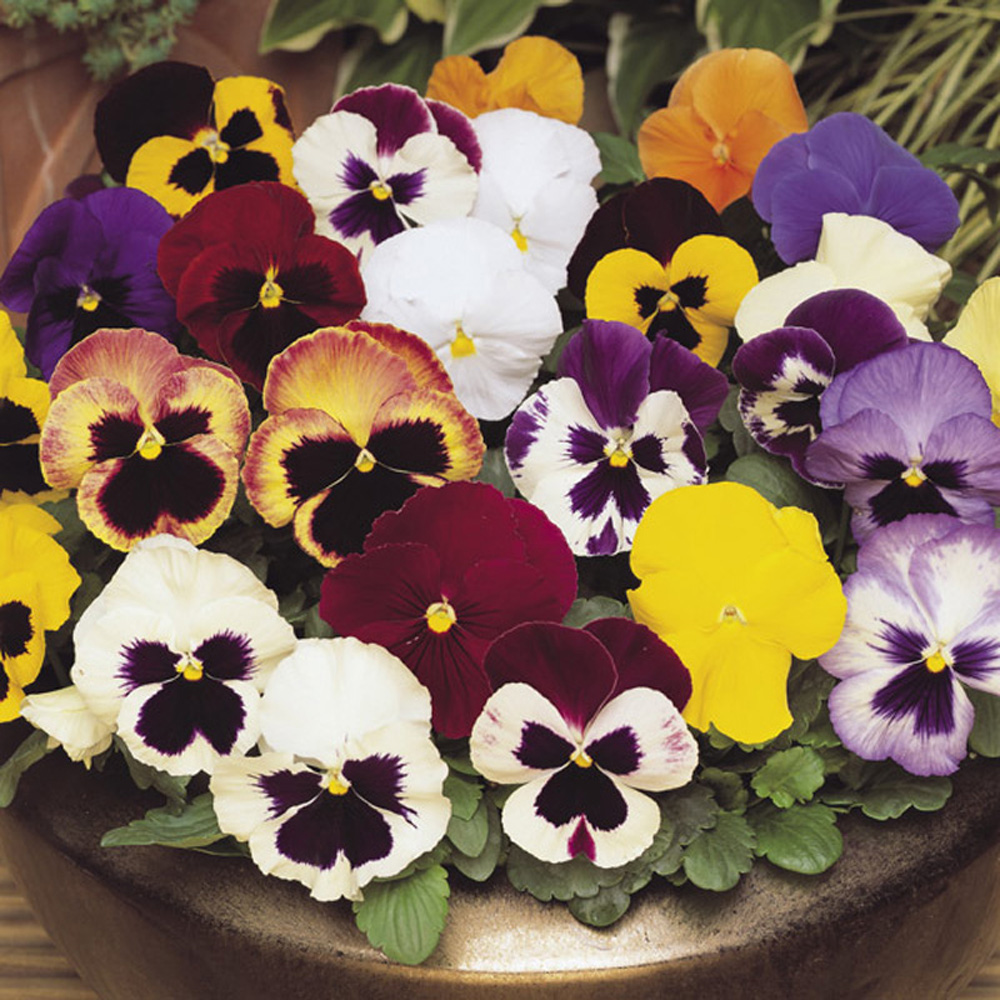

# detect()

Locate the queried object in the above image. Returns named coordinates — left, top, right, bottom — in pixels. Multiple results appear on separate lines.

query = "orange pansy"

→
left=427, top=36, right=584, bottom=124
left=637, top=48, right=807, bottom=213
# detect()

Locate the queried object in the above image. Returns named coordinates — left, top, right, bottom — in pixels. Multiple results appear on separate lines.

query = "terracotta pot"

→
left=1, top=718, right=999, bottom=1000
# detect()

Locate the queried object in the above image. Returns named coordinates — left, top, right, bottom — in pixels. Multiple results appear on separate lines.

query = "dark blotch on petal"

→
left=386, top=169, right=426, bottom=208
left=216, top=149, right=282, bottom=188
left=135, top=675, right=247, bottom=756
left=569, top=459, right=649, bottom=522
left=585, top=519, right=618, bottom=556
left=0, top=443, right=47, bottom=494
left=271, top=87, right=293, bottom=132
left=872, top=661, right=956, bottom=737
left=861, top=453, right=906, bottom=480
left=210, top=267, right=266, bottom=317
left=952, top=637, right=1000, bottom=681
left=567, top=818, right=596, bottom=861
left=872, top=622, right=927, bottom=667
left=535, top=763, right=627, bottom=832
left=118, top=639, right=180, bottom=691
left=342, top=753, right=413, bottom=818
left=648, top=308, right=701, bottom=350
left=566, top=424, right=606, bottom=465
left=671, top=275, right=707, bottom=309
left=633, top=285, right=662, bottom=321
left=631, top=434, right=667, bottom=474
left=329, top=190, right=405, bottom=245
left=341, top=153, right=378, bottom=192
left=586, top=726, right=642, bottom=775
left=156, top=406, right=211, bottom=443
left=0, top=400, right=39, bottom=444
left=169, top=148, right=215, bottom=197
left=0, top=601, right=32, bottom=659
left=369, top=420, right=450, bottom=476
left=219, top=108, right=263, bottom=148
left=924, top=458, right=968, bottom=490
left=868, top=478, right=956, bottom=527
left=515, top=720, right=573, bottom=770
left=283, top=437, right=358, bottom=502
left=227, top=302, right=322, bottom=387
left=195, top=630, right=255, bottom=681
left=258, top=768, right=323, bottom=818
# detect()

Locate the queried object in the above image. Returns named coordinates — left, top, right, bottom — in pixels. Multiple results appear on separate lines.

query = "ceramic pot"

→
left=1, top=720, right=999, bottom=1000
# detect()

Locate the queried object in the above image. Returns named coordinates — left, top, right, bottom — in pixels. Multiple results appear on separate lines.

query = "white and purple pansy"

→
left=292, top=83, right=481, bottom=261
left=210, top=637, right=450, bottom=902
left=804, top=341, right=1000, bottom=542
left=505, top=319, right=727, bottom=555
left=69, top=535, right=297, bottom=776
left=470, top=618, right=698, bottom=868
left=821, top=515, right=1000, bottom=776
left=733, top=288, right=908, bottom=476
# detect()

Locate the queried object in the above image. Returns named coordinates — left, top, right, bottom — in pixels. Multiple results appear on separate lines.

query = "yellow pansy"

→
left=943, top=277, right=1000, bottom=426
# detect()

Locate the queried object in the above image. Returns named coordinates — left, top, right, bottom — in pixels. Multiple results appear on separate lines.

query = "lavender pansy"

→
left=0, top=188, right=179, bottom=378
left=733, top=289, right=908, bottom=475
left=753, top=112, right=960, bottom=264
left=805, top=342, right=1000, bottom=542
left=821, top=515, right=1000, bottom=776
left=505, top=320, right=726, bottom=556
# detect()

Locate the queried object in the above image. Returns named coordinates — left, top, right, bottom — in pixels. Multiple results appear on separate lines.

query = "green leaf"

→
left=101, top=794, right=225, bottom=849
left=562, top=595, right=629, bottom=628
left=341, top=24, right=443, bottom=94
left=568, top=882, right=631, bottom=927
left=919, top=143, right=1000, bottom=169
left=969, top=688, right=1000, bottom=757
left=751, top=746, right=826, bottom=808
left=474, top=447, right=517, bottom=499
left=505, top=844, right=628, bottom=902
left=591, top=132, right=645, bottom=186
left=784, top=659, right=837, bottom=742
left=0, top=729, right=52, bottom=808
left=698, top=768, right=748, bottom=814
left=260, top=0, right=408, bottom=53
left=443, top=0, right=541, bottom=57
left=353, top=864, right=450, bottom=965
left=116, top=738, right=189, bottom=810
left=443, top=769, right=482, bottom=821
left=681, top=811, right=755, bottom=891
left=450, top=798, right=503, bottom=882
left=824, top=760, right=952, bottom=820
left=750, top=802, right=842, bottom=874
left=606, top=10, right=702, bottom=136
left=659, top=782, right=719, bottom=844
left=446, top=793, right=490, bottom=856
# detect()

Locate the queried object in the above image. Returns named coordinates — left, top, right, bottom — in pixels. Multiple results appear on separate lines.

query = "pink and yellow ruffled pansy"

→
left=39, top=328, right=250, bottom=550
left=242, top=322, right=485, bottom=568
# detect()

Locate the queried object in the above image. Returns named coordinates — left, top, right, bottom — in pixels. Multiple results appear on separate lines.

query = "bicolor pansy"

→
left=821, top=515, right=1000, bottom=775
left=242, top=322, right=484, bottom=567
left=470, top=619, right=698, bottom=867
left=505, top=320, right=727, bottom=556
left=69, top=536, right=297, bottom=776
left=95, top=61, right=297, bottom=218
left=211, top=637, right=451, bottom=901
left=292, top=83, right=481, bottom=261
left=39, top=328, right=250, bottom=550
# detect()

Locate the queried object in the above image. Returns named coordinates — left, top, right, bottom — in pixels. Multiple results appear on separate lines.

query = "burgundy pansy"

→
left=158, top=182, right=366, bottom=389
left=320, top=481, right=577, bottom=737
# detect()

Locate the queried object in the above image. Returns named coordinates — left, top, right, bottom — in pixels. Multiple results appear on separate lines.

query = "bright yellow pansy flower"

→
left=943, top=276, right=1000, bottom=427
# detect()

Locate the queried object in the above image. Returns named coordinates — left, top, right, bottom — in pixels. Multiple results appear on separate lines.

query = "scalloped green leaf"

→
left=681, top=811, right=755, bottom=891
left=260, top=0, right=408, bottom=54
left=443, top=769, right=482, bottom=821
left=447, top=793, right=490, bottom=856
left=751, top=746, right=826, bottom=808
left=592, top=132, right=645, bottom=186
left=568, top=882, right=632, bottom=927
left=505, top=844, right=628, bottom=902
left=562, top=595, right=629, bottom=628
left=750, top=802, right=842, bottom=874
left=968, top=688, right=1000, bottom=757
left=0, top=729, right=51, bottom=808
left=353, top=864, right=450, bottom=965
left=101, top=794, right=224, bottom=849
left=450, top=798, right=503, bottom=882
left=824, top=760, right=953, bottom=820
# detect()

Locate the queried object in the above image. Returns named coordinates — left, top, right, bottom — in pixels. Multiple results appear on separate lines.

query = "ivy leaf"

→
left=101, top=793, right=225, bottom=849
left=824, top=760, right=952, bottom=819
left=750, top=802, right=843, bottom=875
left=450, top=798, right=503, bottom=882
left=562, top=595, right=629, bottom=628
left=443, top=769, right=482, bottom=821
left=568, top=882, right=632, bottom=927
left=0, top=729, right=51, bottom=808
left=353, top=864, right=450, bottom=965
left=446, top=793, right=490, bottom=856
left=592, top=132, right=645, bottom=186
left=681, top=811, right=756, bottom=891
left=968, top=688, right=1000, bottom=757
left=751, top=746, right=826, bottom=808
left=443, top=0, right=542, bottom=57
left=260, top=0, right=409, bottom=53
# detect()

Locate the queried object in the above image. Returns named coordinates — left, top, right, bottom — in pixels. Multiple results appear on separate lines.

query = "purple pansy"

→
left=821, top=515, right=1000, bottom=775
left=733, top=288, right=909, bottom=476
left=753, top=112, right=961, bottom=264
left=505, top=319, right=727, bottom=556
left=0, top=187, right=179, bottom=379
left=292, top=84, right=481, bottom=261
left=470, top=618, right=697, bottom=867
left=805, top=342, right=1000, bottom=542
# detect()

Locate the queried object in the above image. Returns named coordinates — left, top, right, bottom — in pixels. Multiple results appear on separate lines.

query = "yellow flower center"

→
left=720, top=604, right=746, bottom=625
left=570, top=747, right=593, bottom=768
left=369, top=180, right=393, bottom=201
left=197, top=128, right=230, bottom=164
left=925, top=650, right=950, bottom=674
left=136, top=426, right=165, bottom=461
left=606, top=438, right=632, bottom=468
left=657, top=287, right=681, bottom=312
left=451, top=323, right=477, bottom=358
left=77, top=285, right=101, bottom=312
left=511, top=222, right=529, bottom=253
left=712, top=141, right=731, bottom=165
left=326, top=772, right=350, bottom=796
left=355, top=447, right=376, bottom=473
left=259, top=267, right=284, bottom=309
left=902, top=464, right=926, bottom=487
left=175, top=655, right=204, bottom=682
left=425, top=599, right=457, bottom=634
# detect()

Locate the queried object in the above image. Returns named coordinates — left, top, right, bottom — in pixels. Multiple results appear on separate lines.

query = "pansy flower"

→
left=943, top=277, right=1000, bottom=426
left=0, top=505, right=80, bottom=721
left=0, top=188, right=178, bottom=379
left=585, top=234, right=758, bottom=366
left=69, top=536, right=297, bottom=776
left=821, top=516, right=1000, bottom=776
left=157, top=182, right=366, bottom=389
left=319, top=481, right=577, bottom=738
left=753, top=113, right=960, bottom=264
left=469, top=108, right=599, bottom=293
left=292, top=84, right=481, bottom=261
left=95, top=62, right=296, bottom=218
left=735, top=213, right=952, bottom=342
left=211, top=637, right=450, bottom=902
left=470, top=618, right=698, bottom=867
left=629, top=482, right=846, bottom=744
left=242, top=322, right=484, bottom=567
left=427, top=36, right=585, bottom=124
left=506, top=320, right=727, bottom=556
left=637, top=48, right=808, bottom=212
left=361, top=217, right=562, bottom=420
left=733, top=289, right=909, bottom=476
left=39, top=328, right=251, bottom=550
left=567, top=178, right=724, bottom=303
left=804, top=342, right=1000, bottom=543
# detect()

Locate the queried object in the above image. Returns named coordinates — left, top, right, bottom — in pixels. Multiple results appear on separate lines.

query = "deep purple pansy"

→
left=753, top=112, right=960, bottom=264
left=0, top=188, right=179, bottom=379
left=821, top=515, right=1000, bottom=775
left=470, top=618, right=698, bottom=868
left=805, top=342, right=1000, bottom=542
left=505, top=319, right=727, bottom=555
left=733, top=288, right=909, bottom=476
